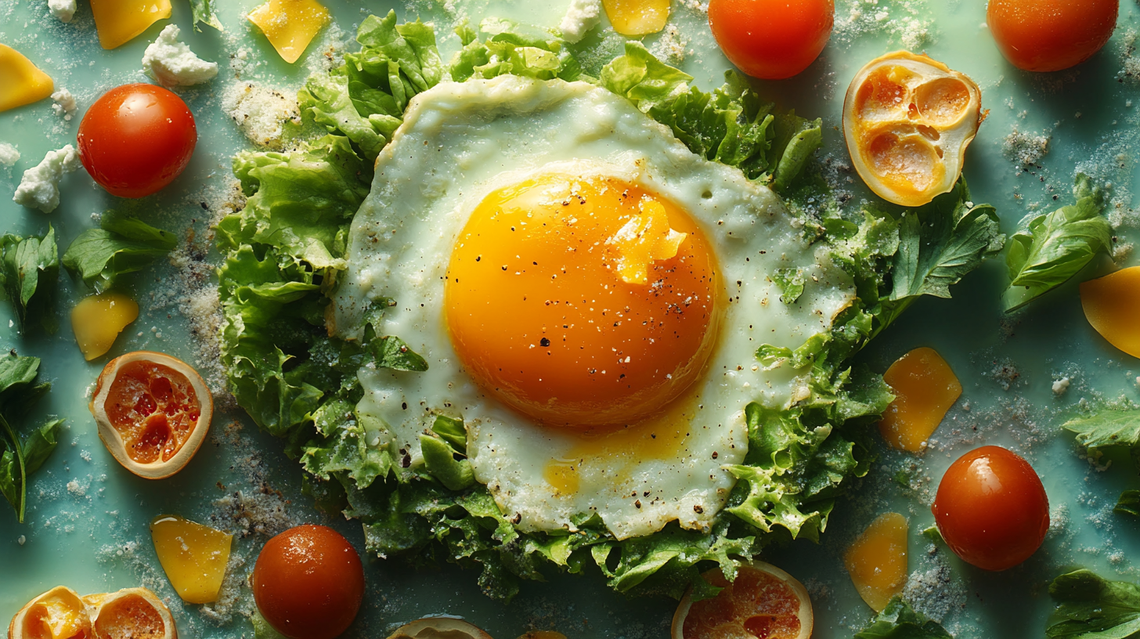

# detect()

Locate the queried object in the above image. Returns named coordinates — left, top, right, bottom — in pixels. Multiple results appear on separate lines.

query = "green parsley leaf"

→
left=1003, top=174, right=1113, bottom=311
left=1061, top=408, right=1140, bottom=454
left=1047, top=569, right=1140, bottom=638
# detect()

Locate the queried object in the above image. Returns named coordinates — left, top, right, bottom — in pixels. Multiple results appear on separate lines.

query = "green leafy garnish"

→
left=0, top=225, right=59, bottom=333
left=0, top=352, right=63, bottom=523
left=216, top=14, right=1003, bottom=601
left=1062, top=408, right=1140, bottom=518
left=1003, top=174, right=1113, bottom=311
left=62, top=213, right=177, bottom=293
left=1047, top=569, right=1140, bottom=638
left=854, top=597, right=953, bottom=638
left=189, top=0, right=223, bottom=31
left=1116, top=490, right=1140, bottom=518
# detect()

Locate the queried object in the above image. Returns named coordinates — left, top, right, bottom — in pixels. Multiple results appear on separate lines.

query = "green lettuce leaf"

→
left=1047, top=569, right=1140, bottom=638
left=0, top=226, right=59, bottom=332
left=299, top=11, right=443, bottom=161
left=189, top=0, right=222, bottom=31
left=1003, top=174, right=1113, bottom=311
left=600, top=43, right=822, bottom=194
left=1061, top=408, right=1140, bottom=454
left=62, top=213, right=176, bottom=292
left=451, top=19, right=580, bottom=82
left=855, top=597, right=953, bottom=638
left=1116, top=491, right=1140, bottom=518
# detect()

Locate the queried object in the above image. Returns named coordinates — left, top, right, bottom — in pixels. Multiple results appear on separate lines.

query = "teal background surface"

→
left=2, top=0, right=1140, bottom=637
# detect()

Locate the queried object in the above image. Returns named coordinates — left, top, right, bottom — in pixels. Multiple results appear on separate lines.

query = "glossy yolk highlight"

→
left=445, top=173, right=722, bottom=430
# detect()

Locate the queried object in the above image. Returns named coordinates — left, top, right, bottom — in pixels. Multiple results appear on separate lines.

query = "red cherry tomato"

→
left=77, top=83, right=197, bottom=198
left=252, top=524, right=365, bottom=639
left=987, top=0, right=1118, bottom=72
left=707, top=0, right=834, bottom=80
left=932, top=446, right=1049, bottom=571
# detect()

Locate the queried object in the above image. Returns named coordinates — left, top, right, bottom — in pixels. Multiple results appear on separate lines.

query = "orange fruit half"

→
left=90, top=351, right=212, bottom=479
left=672, top=561, right=813, bottom=639
left=386, top=618, right=493, bottom=639
left=8, top=586, right=176, bottom=639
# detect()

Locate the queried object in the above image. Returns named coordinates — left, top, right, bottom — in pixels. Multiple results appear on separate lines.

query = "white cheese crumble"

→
left=13, top=145, right=81, bottom=213
left=559, top=0, right=602, bottom=43
left=142, top=24, right=219, bottom=87
left=221, top=82, right=301, bottom=149
left=47, top=0, right=76, bottom=23
left=0, top=143, right=19, bottom=167
left=1052, top=377, right=1070, bottom=395
left=51, top=88, right=77, bottom=120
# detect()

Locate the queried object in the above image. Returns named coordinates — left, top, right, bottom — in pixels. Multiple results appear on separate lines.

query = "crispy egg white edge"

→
left=329, top=75, right=855, bottom=539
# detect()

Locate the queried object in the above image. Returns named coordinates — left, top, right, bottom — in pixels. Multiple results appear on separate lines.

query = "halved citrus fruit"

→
left=7, top=586, right=92, bottom=639
left=843, top=51, right=982, bottom=207
left=82, top=588, right=177, bottom=639
left=386, top=618, right=493, bottom=639
left=8, top=586, right=176, bottom=639
left=90, top=351, right=212, bottom=479
left=671, top=561, right=813, bottom=639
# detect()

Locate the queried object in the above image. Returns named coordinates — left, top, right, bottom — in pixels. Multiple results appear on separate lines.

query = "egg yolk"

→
left=445, top=173, right=723, bottom=430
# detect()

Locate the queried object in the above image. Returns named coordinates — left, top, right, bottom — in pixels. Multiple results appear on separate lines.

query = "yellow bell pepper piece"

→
left=0, top=44, right=53, bottom=112
left=90, top=0, right=172, bottom=50
left=248, top=0, right=330, bottom=64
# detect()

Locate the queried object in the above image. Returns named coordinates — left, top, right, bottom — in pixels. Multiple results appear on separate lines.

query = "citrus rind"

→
left=386, top=617, right=494, bottom=639
left=8, top=587, right=176, bottom=639
left=842, top=51, right=982, bottom=207
left=8, top=586, right=92, bottom=639
left=671, top=561, right=813, bottom=639
left=89, top=350, right=213, bottom=480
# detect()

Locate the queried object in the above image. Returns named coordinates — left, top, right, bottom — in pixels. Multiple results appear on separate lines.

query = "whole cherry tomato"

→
left=77, top=83, right=197, bottom=198
left=708, top=0, right=834, bottom=80
left=987, top=0, right=1118, bottom=72
left=932, top=446, right=1049, bottom=571
left=252, top=525, right=365, bottom=639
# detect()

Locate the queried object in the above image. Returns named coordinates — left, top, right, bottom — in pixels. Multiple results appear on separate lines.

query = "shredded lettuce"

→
left=1003, top=174, right=1113, bottom=311
left=216, top=15, right=1004, bottom=600
left=62, top=213, right=176, bottom=293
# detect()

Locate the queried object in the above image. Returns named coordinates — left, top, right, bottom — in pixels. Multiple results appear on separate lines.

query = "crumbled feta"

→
left=0, top=143, right=19, bottom=167
left=559, top=0, right=602, bottom=43
left=142, top=25, right=219, bottom=87
left=51, top=88, right=77, bottom=120
left=13, top=145, right=81, bottom=213
left=1052, top=377, right=1070, bottom=395
left=48, top=0, right=76, bottom=23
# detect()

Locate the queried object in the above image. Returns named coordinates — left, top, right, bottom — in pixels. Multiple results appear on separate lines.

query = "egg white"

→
left=329, top=75, right=854, bottom=540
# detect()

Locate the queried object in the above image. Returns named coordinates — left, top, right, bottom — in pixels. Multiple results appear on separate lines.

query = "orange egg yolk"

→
left=445, top=173, right=723, bottom=430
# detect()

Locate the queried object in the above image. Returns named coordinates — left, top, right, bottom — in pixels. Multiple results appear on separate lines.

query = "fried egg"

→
left=329, top=75, right=854, bottom=540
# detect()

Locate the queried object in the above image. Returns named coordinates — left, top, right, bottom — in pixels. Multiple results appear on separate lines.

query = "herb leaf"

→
left=1116, top=491, right=1140, bottom=518
left=1003, top=174, right=1113, bottom=311
left=0, top=226, right=59, bottom=332
left=854, top=597, right=953, bottom=638
left=62, top=213, right=177, bottom=293
left=1061, top=408, right=1140, bottom=453
left=0, top=353, right=62, bottom=523
left=189, top=0, right=222, bottom=31
left=1047, top=569, right=1140, bottom=638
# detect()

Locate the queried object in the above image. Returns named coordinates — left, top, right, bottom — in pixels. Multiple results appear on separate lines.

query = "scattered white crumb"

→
left=66, top=478, right=86, bottom=497
left=13, top=144, right=81, bottom=213
left=143, top=25, right=219, bottom=87
left=1002, top=127, right=1051, bottom=167
left=559, top=0, right=602, bottom=43
left=51, top=88, right=77, bottom=120
left=649, top=24, right=689, bottom=64
left=17, top=535, right=26, bottom=545
left=47, top=0, right=75, bottom=23
left=221, top=83, right=301, bottom=149
left=1052, top=377, right=1070, bottom=395
left=0, top=143, right=19, bottom=167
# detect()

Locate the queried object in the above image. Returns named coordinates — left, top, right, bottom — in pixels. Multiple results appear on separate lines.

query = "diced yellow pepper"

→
left=0, top=44, right=53, bottom=113
left=878, top=347, right=961, bottom=452
left=1081, top=266, right=1140, bottom=359
left=248, top=0, right=330, bottom=64
left=71, top=292, right=139, bottom=361
left=89, top=0, right=172, bottom=49
left=151, top=515, right=233, bottom=604
left=602, top=0, right=671, bottom=36
left=843, top=512, right=908, bottom=612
